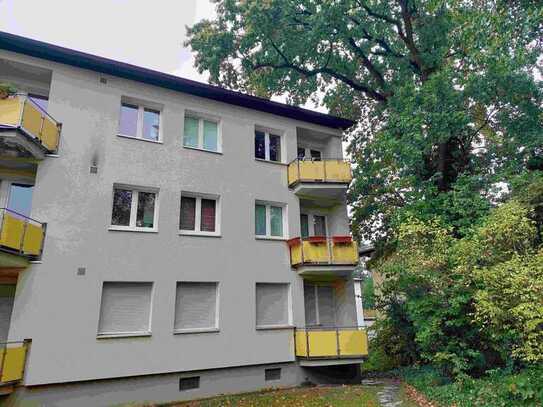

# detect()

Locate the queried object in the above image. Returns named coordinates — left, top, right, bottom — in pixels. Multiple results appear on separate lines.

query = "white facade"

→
left=0, top=36, right=364, bottom=404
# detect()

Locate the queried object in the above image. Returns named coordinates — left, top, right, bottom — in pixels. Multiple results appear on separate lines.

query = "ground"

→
left=162, top=381, right=419, bottom=407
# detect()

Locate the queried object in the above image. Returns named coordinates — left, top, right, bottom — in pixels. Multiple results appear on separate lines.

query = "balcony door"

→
left=304, top=282, right=336, bottom=327
left=7, top=183, right=34, bottom=218
left=300, top=213, right=327, bottom=238
left=0, top=285, right=15, bottom=342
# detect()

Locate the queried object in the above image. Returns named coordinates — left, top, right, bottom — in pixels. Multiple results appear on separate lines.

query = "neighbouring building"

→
left=0, top=32, right=367, bottom=406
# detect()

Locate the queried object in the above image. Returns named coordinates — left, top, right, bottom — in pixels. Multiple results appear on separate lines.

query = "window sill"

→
left=254, top=158, right=288, bottom=166
left=179, top=231, right=221, bottom=238
left=108, top=226, right=158, bottom=233
left=255, top=236, right=287, bottom=241
left=256, top=325, right=295, bottom=331
left=117, top=134, right=163, bottom=144
left=174, top=328, right=220, bottom=335
left=97, top=332, right=152, bottom=339
left=183, top=145, right=223, bottom=155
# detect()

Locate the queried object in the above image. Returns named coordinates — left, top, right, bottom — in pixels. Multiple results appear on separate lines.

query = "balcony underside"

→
left=292, top=182, right=348, bottom=203
left=0, top=127, right=48, bottom=160
left=295, top=264, right=356, bottom=279
left=298, top=357, right=366, bottom=367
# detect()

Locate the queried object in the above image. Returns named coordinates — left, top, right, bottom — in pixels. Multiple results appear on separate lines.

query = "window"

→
left=179, top=376, right=200, bottom=391
left=255, top=202, right=286, bottom=239
left=110, top=186, right=158, bottom=231
left=297, top=147, right=322, bottom=161
left=179, top=193, right=220, bottom=236
left=118, top=102, right=161, bottom=142
left=300, top=214, right=309, bottom=238
left=254, top=129, right=282, bottom=162
left=255, top=283, right=290, bottom=328
left=265, top=368, right=281, bottom=381
left=304, top=282, right=336, bottom=327
left=183, top=115, right=220, bottom=152
left=174, top=282, right=218, bottom=333
left=314, top=215, right=327, bottom=236
left=97, top=282, right=153, bottom=337
left=7, top=183, right=33, bottom=217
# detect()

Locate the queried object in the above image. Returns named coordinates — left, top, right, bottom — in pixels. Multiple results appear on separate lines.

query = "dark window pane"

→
left=111, top=189, right=132, bottom=226
left=255, top=131, right=265, bottom=159
left=310, top=150, right=322, bottom=161
left=119, top=104, right=138, bottom=137
left=143, top=109, right=160, bottom=141
left=7, top=184, right=33, bottom=218
left=180, top=197, right=196, bottom=230
left=136, top=192, right=155, bottom=228
left=255, top=204, right=267, bottom=235
left=300, top=214, right=309, bottom=238
left=297, top=147, right=306, bottom=159
left=314, top=215, right=327, bottom=236
left=200, top=199, right=216, bottom=232
left=269, top=134, right=281, bottom=162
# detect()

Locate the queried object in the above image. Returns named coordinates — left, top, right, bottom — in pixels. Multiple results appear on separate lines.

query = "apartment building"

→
left=0, top=31, right=367, bottom=406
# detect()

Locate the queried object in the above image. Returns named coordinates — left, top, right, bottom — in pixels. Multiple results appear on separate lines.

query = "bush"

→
left=401, top=365, right=543, bottom=407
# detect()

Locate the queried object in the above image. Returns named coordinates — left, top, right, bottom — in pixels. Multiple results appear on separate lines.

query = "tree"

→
left=187, top=0, right=543, bottom=244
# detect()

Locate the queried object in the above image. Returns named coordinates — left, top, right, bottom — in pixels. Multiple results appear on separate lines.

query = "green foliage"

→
left=0, top=82, right=17, bottom=97
left=401, top=365, right=543, bottom=407
left=362, top=276, right=375, bottom=309
left=375, top=182, right=543, bottom=376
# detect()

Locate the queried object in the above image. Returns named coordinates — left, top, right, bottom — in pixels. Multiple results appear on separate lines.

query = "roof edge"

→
left=0, top=31, right=355, bottom=130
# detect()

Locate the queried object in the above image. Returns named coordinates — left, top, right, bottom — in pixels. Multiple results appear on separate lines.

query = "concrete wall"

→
left=0, top=49, right=355, bottom=388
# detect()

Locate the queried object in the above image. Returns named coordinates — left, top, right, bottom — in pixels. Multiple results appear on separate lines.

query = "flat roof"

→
left=0, top=31, right=355, bottom=130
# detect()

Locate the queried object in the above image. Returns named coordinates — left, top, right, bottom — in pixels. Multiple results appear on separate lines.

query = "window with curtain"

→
left=254, top=129, right=282, bottom=162
left=118, top=101, right=160, bottom=142
left=256, top=283, right=290, bottom=328
left=183, top=115, right=220, bottom=152
left=255, top=202, right=286, bottom=238
left=179, top=193, right=220, bottom=236
left=97, top=282, right=152, bottom=336
left=313, top=215, right=327, bottom=236
left=174, top=282, right=218, bottom=332
left=110, top=186, right=158, bottom=231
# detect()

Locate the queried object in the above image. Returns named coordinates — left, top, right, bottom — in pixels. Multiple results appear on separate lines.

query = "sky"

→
left=0, top=0, right=216, bottom=83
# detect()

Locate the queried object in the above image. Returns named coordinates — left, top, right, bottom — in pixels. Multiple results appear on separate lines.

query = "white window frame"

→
left=117, top=99, right=162, bottom=143
left=109, top=185, right=159, bottom=233
left=255, top=200, right=287, bottom=240
left=254, top=126, right=285, bottom=163
left=173, top=281, right=220, bottom=334
left=300, top=212, right=329, bottom=237
left=255, top=282, right=293, bottom=330
left=183, top=112, right=222, bottom=153
left=96, top=281, right=154, bottom=339
left=179, top=192, right=221, bottom=237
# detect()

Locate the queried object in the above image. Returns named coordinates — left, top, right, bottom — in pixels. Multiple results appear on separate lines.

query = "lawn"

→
left=169, top=385, right=381, bottom=407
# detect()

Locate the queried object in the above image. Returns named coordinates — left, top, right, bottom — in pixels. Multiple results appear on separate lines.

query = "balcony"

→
left=295, top=327, right=368, bottom=366
left=287, top=159, right=351, bottom=201
left=0, top=209, right=46, bottom=267
left=0, top=341, right=28, bottom=393
left=287, top=236, right=358, bottom=276
left=0, top=95, right=61, bottom=159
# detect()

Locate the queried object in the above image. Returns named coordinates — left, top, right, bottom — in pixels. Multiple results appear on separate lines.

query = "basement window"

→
left=179, top=376, right=200, bottom=391
left=265, top=368, right=281, bottom=381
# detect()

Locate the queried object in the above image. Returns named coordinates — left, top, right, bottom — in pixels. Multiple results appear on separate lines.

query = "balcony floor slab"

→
left=298, top=358, right=366, bottom=367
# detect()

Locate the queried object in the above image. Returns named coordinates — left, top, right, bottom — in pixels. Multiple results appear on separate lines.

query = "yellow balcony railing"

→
left=0, top=95, right=61, bottom=153
left=0, top=209, right=46, bottom=259
left=287, top=236, right=358, bottom=267
left=295, top=327, right=368, bottom=359
left=287, top=159, right=352, bottom=187
left=0, top=341, right=28, bottom=384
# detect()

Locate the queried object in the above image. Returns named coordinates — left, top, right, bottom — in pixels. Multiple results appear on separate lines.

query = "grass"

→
left=165, top=385, right=381, bottom=407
